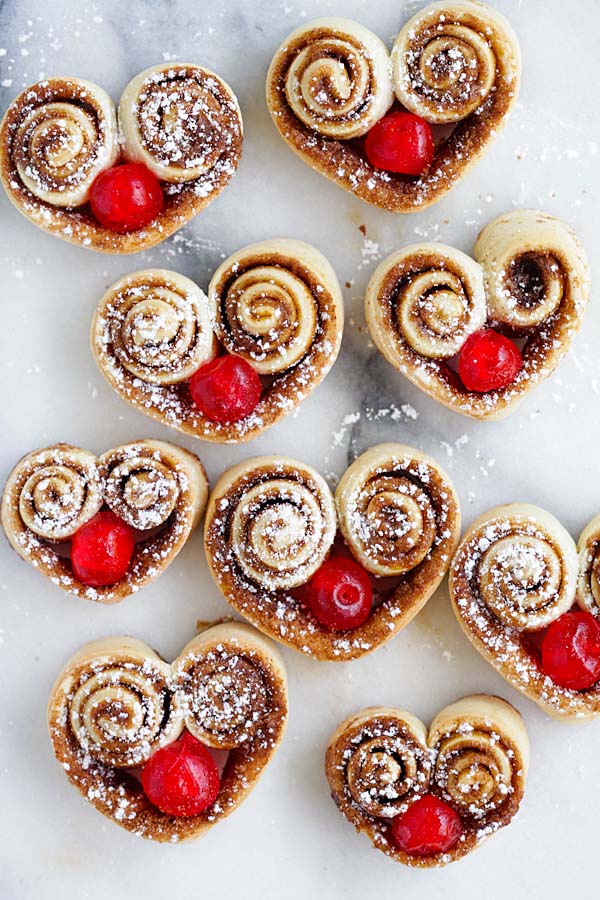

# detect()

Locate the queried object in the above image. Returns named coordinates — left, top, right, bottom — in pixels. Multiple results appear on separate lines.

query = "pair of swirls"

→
left=276, top=4, right=516, bottom=140
left=50, top=624, right=286, bottom=770
left=7, top=64, right=242, bottom=208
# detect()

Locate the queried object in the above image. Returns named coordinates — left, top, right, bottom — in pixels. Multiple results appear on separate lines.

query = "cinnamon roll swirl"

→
left=4, top=78, right=118, bottom=207
left=119, top=64, right=243, bottom=183
left=326, top=695, right=528, bottom=867
left=1, top=439, right=208, bottom=603
left=451, top=505, right=600, bottom=719
left=48, top=623, right=288, bottom=842
left=278, top=18, right=393, bottom=140
left=92, top=270, right=216, bottom=386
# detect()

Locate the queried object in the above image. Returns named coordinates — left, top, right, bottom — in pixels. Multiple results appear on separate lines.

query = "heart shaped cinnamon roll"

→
left=1, top=439, right=207, bottom=602
left=204, top=443, right=460, bottom=660
left=48, top=621, right=288, bottom=841
left=266, top=3, right=520, bottom=211
left=366, top=210, right=590, bottom=419
left=326, top=695, right=528, bottom=867
left=91, top=239, right=343, bottom=442
left=450, top=505, right=600, bottom=719
left=0, top=64, right=243, bottom=252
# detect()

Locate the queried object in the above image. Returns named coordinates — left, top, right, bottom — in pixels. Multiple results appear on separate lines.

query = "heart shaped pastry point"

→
left=0, top=64, right=243, bottom=253
left=204, top=443, right=460, bottom=660
left=266, top=2, right=520, bottom=211
left=326, top=694, right=529, bottom=867
left=366, top=210, right=590, bottom=419
left=1, top=439, right=207, bottom=602
left=91, top=239, right=344, bottom=442
left=47, top=621, right=288, bottom=841
left=450, top=504, right=600, bottom=719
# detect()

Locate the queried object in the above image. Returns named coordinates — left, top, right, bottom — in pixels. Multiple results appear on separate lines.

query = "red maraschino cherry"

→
left=391, top=795, right=463, bottom=857
left=90, top=163, right=164, bottom=232
left=365, top=111, right=434, bottom=176
left=189, top=355, right=262, bottom=424
left=141, top=731, right=220, bottom=817
left=70, top=510, right=135, bottom=587
left=305, top=556, right=372, bottom=631
left=458, top=328, right=523, bottom=392
left=541, top=611, right=600, bottom=690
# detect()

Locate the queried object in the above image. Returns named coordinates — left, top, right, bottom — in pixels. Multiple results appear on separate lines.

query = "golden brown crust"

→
left=450, top=504, right=600, bottom=720
left=204, top=444, right=460, bottom=660
left=91, top=240, right=344, bottom=442
left=1, top=439, right=207, bottom=603
left=266, top=3, right=520, bottom=212
left=366, top=210, right=590, bottom=420
left=0, top=65, right=243, bottom=253
left=47, top=622, right=288, bottom=841
left=325, top=695, right=528, bottom=868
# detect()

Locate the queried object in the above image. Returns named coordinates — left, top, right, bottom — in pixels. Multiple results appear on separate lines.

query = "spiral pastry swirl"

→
left=336, top=444, right=456, bottom=578
left=369, top=245, right=487, bottom=361
left=392, top=2, right=503, bottom=124
left=175, top=636, right=280, bottom=750
left=206, top=457, right=336, bottom=593
left=9, top=78, right=118, bottom=207
left=342, top=714, right=432, bottom=819
left=63, top=639, right=183, bottom=768
left=453, top=505, right=578, bottom=632
left=475, top=210, right=588, bottom=331
left=5, top=445, right=103, bottom=542
left=210, top=243, right=327, bottom=375
left=429, top=695, right=529, bottom=826
left=93, top=270, right=216, bottom=385
left=280, top=18, right=393, bottom=140
left=119, top=64, right=243, bottom=183
left=99, top=444, right=181, bottom=531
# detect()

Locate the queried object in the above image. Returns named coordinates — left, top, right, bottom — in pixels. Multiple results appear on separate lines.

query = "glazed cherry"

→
left=365, top=111, right=434, bottom=176
left=141, top=731, right=220, bottom=817
left=70, top=510, right=135, bottom=587
left=541, top=611, right=600, bottom=690
left=458, top=328, right=523, bottom=393
left=90, top=163, right=164, bottom=233
left=189, top=355, right=262, bottom=424
left=305, top=556, right=372, bottom=631
left=391, top=795, right=463, bottom=857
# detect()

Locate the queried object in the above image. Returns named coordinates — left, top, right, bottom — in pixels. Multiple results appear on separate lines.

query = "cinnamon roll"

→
left=326, top=695, right=528, bottom=867
left=450, top=505, right=600, bottom=719
left=0, top=64, right=243, bottom=252
left=204, top=445, right=460, bottom=660
left=366, top=211, right=590, bottom=419
left=1, top=439, right=207, bottom=603
left=266, top=3, right=520, bottom=211
left=91, top=240, right=343, bottom=442
left=48, top=622, right=288, bottom=841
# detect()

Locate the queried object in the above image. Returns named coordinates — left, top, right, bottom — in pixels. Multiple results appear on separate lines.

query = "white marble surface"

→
left=0, top=1, right=598, bottom=897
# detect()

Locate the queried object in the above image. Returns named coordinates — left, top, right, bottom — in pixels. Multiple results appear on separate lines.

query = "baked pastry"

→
left=450, top=505, right=600, bottom=719
left=266, top=2, right=520, bottom=211
left=1, top=439, right=207, bottom=602
left=204, top=443, right=460, bottom=660
left=0, top=64, right=243, bottom=252
left=48, top=621, right=288, bottom=841
left=366, top=210, right=590, bottom=419
left=326, top=694, right=528, bottom=867
left=91, top=239, right=343, bottom=442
